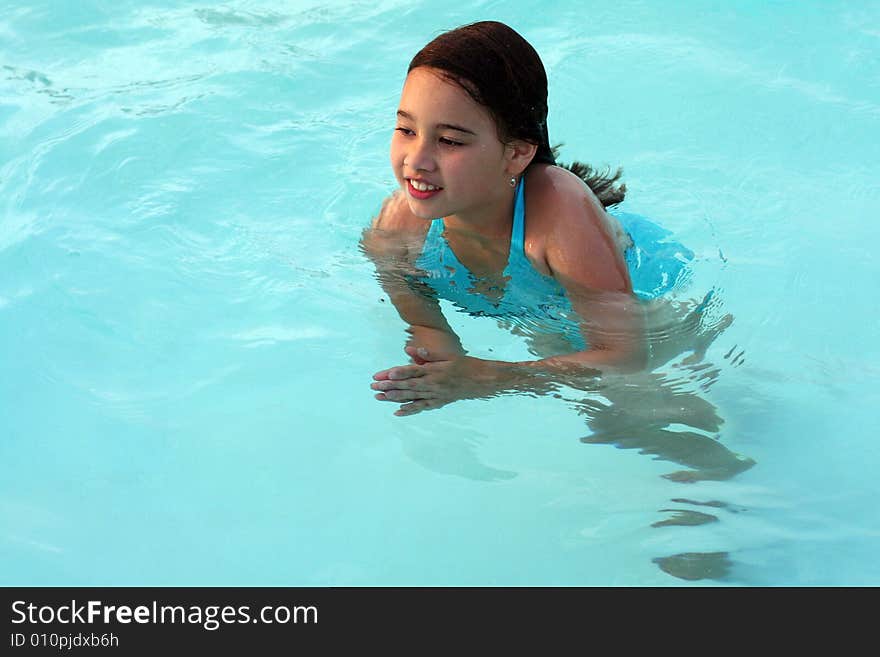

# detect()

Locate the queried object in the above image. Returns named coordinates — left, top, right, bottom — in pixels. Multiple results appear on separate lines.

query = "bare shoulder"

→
left=362, top=192, right=429, bottom=259
left=525, top=164, right=631, bottom=292
left=370, top=192, right=426, bottom=233
left=525, top=164, right=610, bottom=238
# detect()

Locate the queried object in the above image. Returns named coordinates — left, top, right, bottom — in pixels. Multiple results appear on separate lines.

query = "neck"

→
left=442, top=188, right=516, bottom=241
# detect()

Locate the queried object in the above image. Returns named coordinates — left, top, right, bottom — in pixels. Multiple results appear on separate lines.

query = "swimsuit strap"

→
left=421, top=177, right=525, bottom=271
left=425, top=215, right=445, bottom=247
left=419, top=174, right=533, bottom=287
left=509, top=175, right=526, bottom=261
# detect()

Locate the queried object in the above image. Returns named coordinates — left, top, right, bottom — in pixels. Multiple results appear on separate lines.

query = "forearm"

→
left=526, top=342, right=647, bottom=375
left=383, top=284, right=466, bottom=359
left=372, top=343, right=642, bottom=417
left=362, top=227, right=466, bottom=359
left=478, top=345, right=645, bottom=396
left=406, top=324, right=466, bottom=359
left=413, top=299, right=647, bottom=397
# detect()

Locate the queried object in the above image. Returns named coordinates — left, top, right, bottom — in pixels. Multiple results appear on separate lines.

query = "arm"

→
left=516, top=187, right=647, bottom=375
left=360, top=194, right=466, bottom=360
left=370, top=175, right=647, bottom=416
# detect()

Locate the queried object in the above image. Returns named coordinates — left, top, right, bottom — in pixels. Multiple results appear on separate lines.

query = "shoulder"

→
left=524, top=165, right=632, bottom=293
left=371, top=192, right=426, bottom=232
left=362, top=192, right=430, bottom=258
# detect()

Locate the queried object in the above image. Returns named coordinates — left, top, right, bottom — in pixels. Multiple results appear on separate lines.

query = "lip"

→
left=406, top=178, right=443, bottom=200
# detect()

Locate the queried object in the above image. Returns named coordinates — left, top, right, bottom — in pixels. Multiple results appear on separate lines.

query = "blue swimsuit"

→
left=413, top=174, right=694, bottom=348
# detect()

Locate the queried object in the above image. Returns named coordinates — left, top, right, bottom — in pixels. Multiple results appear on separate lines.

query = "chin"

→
left=405, top=198, right=439, bottom=220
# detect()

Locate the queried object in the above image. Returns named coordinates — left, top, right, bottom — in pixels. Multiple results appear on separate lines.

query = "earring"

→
left=509, top=176, right=517, bottom=188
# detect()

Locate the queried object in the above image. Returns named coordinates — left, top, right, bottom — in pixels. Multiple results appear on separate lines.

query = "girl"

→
left=362, top=21, right=705, bottom=417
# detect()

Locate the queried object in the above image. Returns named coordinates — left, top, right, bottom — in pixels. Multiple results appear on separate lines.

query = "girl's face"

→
left=390, top=67, right=518, bottom=224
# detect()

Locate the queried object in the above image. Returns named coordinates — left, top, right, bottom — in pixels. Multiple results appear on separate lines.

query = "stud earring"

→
left=509, top=176, right=517, bottom=187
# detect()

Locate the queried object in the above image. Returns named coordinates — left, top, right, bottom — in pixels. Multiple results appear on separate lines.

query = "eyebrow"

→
left=396, top=110, right=476, bottom=136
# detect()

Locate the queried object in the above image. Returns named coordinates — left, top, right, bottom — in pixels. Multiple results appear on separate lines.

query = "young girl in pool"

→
left=363, top=21, right=704, bottom=417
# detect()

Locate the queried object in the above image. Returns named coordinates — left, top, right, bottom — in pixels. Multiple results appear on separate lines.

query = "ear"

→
left=504, top=140, right=538, bottom=177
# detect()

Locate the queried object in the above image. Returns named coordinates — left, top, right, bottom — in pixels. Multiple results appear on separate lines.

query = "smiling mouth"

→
left=406, top=178, right=443, bottom=199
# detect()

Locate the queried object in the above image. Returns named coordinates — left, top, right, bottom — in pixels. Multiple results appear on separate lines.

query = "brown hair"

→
left=408, top=21, right=626, bottom=208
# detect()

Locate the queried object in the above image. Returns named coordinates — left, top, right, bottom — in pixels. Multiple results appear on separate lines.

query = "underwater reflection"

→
left=575, top=369, right=755, bottom=484
left=562, top=298, right=754, bottom=582
left=572, top=371, right=753, bottom=581
left=653, top=552, right=733, bottom=581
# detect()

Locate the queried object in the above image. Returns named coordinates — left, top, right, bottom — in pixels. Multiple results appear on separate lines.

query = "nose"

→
left=403, top=136, right=436, bottom=173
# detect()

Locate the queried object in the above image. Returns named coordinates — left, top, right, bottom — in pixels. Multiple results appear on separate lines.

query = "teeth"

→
left=410, top=180, right=440, bottom=192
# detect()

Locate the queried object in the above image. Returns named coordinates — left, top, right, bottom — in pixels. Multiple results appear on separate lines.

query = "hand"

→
left=371, top=347, right=506, bottom=416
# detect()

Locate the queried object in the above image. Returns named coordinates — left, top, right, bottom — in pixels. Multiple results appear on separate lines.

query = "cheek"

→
left=450, top=152, right=490, bottom=184
left=390, top=130, right=410, bottom=157
left=389, top=149, right=404, bottom=184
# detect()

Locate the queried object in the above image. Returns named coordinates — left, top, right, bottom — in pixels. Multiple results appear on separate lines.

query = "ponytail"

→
left=548, top=145, right=627, bottom=209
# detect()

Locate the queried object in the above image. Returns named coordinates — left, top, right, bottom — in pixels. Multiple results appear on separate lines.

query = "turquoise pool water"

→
left=2, top=0, right=878, bottom=585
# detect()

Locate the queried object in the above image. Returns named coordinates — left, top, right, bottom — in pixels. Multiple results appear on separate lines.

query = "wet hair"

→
left=408, top=20, right=626, bottom=208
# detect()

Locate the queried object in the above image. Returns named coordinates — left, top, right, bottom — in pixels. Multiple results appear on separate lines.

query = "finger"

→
left=394, top=399, right=442, bottom=416
left=404, top=345, right=430, bottom=360
left=383, top=364, right=426, bottom=381
left=404, top=346, right=428, bottom=365
left=373, top=365, right=424, bottom=380
left=372, top=367, right=401, bottom=380
left=372, top=379, right=409, bottom=391
left=373, top=383, right=438, bottom=399
left=373, top=366, right=423, bottom=381
left=404, top=345, right=448, bottom=363
left=372, top=379, right=435, bottom=392
left=376, top=390, right=435, bottom=402
left=377, top=392, right=420, bottom=402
